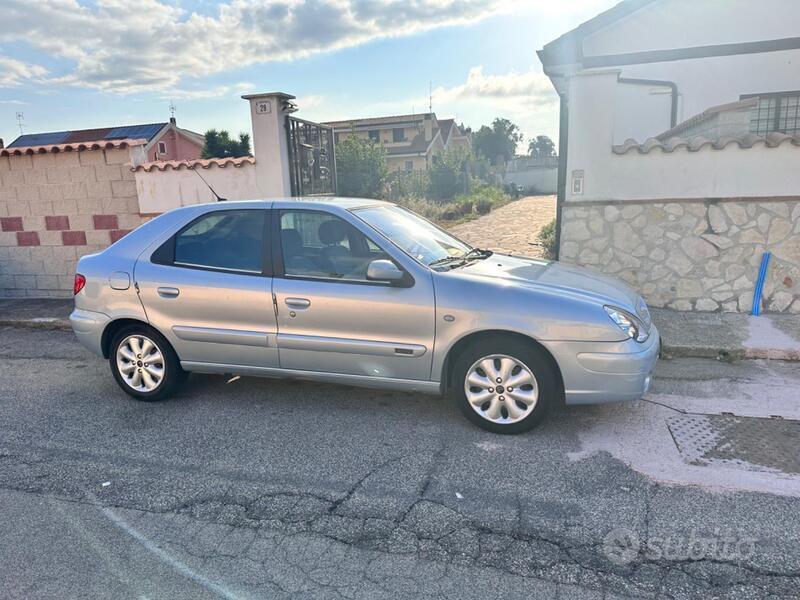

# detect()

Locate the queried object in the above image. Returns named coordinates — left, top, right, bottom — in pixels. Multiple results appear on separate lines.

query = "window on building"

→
left=743, top=92, right=800, bottom=136
left=368, top=130, right=380, bottom=143
left=393, top=128, right=405, bottom=143
left=174, top=210, right=265, bottom=274
left=157, top=141, right=167, bottom=154
left=405, top=161, right=413, bottom=171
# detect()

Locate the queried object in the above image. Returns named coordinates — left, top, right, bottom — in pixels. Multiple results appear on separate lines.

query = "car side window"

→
left=280, top=210, right=389, bottom=281
left=174, top=209, right=265, bottom=274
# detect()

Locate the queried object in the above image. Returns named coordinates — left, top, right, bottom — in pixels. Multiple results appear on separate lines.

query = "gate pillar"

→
left=242, top=92, right=295, bottom=198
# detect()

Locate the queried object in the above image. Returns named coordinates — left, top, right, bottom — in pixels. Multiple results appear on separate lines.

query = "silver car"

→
left=70, top=198, right=659, bottom=434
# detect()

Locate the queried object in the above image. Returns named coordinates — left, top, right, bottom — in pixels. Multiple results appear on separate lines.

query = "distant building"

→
left=7, top=119, right=205, bottom=163
left=322, top=113, right=471, bottom=172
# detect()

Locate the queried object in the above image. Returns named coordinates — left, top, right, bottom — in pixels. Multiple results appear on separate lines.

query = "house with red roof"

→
left=5, top=118, right=204, bottom=163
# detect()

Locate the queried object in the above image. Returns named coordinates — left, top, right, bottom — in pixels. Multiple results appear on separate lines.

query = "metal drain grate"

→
left=667, top=414, right=800, bottom=475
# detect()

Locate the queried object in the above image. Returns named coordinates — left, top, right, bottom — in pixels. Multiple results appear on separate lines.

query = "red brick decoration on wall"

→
left=45, top=215, right=71, bottom=231
left=93, top=214, right=119, bottom=230
left=16, top=231, right=41, bottom=246
left=1, top=217, right=24, bottom=232
left=62, top=231, right=88, bottom=246
left=109, top=229, right=132, bottom=243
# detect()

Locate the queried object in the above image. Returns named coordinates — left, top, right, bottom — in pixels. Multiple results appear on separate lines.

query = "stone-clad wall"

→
left=0, top=148, right=150, bottom=298
left=559, top=198, right=800, bottom=313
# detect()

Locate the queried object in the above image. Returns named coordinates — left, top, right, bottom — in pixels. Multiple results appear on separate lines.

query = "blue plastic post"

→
left=751, top=252, right=772, bottom=316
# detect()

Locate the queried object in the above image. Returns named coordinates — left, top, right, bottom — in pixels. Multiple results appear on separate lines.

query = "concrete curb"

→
left=0, top=318, right=71, bottom=331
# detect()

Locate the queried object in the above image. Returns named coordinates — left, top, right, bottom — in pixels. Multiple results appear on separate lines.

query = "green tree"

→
left=335, top=133, right=387, bottom=198
left=527, top=135, right=556, bottom=158
left=427, top=146, right=471, bottom=202
left=473, top=118, right=523, bottom=165
left=202, top=129, right=252, bottom=159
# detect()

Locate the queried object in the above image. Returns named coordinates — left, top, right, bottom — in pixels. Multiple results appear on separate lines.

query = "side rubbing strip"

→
left=172, top=326, right=271, bottom=347
left=278, top=334, right=426, bottom=357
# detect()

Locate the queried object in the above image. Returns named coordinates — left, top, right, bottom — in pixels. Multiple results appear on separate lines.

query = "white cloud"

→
left=0, top=57, right=48, bottom=87
left=433, top=66, right=556, bottom=105
left=0, top=0, right=508, bottom=94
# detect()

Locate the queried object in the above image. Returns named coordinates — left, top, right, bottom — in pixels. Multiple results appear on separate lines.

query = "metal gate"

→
left=286, top=117, right=336, bottom=196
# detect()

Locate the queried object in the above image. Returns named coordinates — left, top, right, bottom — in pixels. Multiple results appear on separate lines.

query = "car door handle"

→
left=157, top=287, right=180, bottom=298
left=284, top=297, right=311, bottom=309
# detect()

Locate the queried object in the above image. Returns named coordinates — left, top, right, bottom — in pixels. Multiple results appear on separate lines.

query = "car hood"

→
left=449, top=254, right=644, bottom=313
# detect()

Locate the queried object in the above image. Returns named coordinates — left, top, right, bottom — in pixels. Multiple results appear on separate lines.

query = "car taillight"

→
left=73, top=274, right=86, bottom=295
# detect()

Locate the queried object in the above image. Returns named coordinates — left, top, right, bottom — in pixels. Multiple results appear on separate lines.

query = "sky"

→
left=0, top=0, right=618, bottom=151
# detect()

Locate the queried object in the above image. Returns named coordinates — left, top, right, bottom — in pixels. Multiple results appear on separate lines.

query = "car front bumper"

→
left=544, top=326, right=660, bottom=405
left=70, top=308, right=111, bottom=357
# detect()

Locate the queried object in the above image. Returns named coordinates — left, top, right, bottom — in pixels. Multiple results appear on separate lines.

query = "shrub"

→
left=427, top=147, right=471, bottom=202
left=537, top=219, right=557, bottom=260
left=474, top=197, right=492, bottom=215
left=335, top=134, right=387, bottom=198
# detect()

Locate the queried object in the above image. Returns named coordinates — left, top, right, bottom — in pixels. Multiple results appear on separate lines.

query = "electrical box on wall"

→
left=572, top=170, right=584, bottom=195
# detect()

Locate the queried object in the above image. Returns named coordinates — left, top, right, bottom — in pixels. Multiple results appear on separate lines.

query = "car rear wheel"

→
left=109, top=326, right=187, bottom=401
left=451, top=336, right=556, bottom=434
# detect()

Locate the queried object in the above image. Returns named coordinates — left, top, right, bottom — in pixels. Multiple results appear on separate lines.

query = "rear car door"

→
left=135, top=207, right=278, bottom=370
left=271, top=206, right=435, bottom=381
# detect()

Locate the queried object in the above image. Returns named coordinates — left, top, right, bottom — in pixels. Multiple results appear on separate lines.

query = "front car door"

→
left=135, top=206, right=278, bottom=370
left=271, top=203, right=435, bottom=382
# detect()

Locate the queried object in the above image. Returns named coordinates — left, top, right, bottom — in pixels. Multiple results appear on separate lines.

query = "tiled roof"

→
left=323, top=113, right=433, bottom=128
left=439, top=119, right=454, bottom=142
left=132, top=156, right=255, bottom=172
left=8, top=123, right=168, bottom=148
left=613, top=132, right=800, bottom=155
left=1, top=138, right=147, bottom=157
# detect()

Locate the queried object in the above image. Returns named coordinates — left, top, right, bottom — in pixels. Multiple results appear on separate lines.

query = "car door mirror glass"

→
left=367, top=259, right=404, bottom=283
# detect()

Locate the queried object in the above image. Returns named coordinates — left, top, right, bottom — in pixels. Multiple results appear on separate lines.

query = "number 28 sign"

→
left=255, top=101, right=271, bottom=114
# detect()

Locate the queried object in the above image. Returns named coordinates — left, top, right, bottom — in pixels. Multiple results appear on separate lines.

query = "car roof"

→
left=186, top=197, right=392, bottom=211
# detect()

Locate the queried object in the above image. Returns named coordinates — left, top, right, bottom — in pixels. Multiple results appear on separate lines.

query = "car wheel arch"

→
left=101, top=318, right=165, bottom=359
left=440, top=330, right=565, bottom=402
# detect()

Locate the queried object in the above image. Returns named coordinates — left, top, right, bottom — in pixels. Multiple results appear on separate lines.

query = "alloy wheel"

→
left=464, top=354, right=538, bottom=425
left=115, top=334, right=165, bottom=393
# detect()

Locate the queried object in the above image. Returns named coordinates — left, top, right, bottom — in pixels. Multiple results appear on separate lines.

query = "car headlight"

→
left=604, top=305, right=649, bottom=343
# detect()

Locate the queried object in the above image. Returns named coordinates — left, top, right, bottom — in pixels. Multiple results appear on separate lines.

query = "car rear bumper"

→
left=70, top=308, right=110, bottom=357
left=545, top=326, right=660, bottom=405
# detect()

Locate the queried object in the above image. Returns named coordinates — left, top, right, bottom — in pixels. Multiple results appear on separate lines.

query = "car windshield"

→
left=354, top=205, right=473, bottom=267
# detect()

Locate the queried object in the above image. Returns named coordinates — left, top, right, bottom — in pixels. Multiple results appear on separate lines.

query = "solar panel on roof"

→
left=105, top=123, right=165, bottom=141
left=7, top=131, right=71, bottom=147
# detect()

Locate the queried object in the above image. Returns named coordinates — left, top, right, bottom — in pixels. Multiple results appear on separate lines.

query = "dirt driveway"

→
left=448, top=195, right=555, bottom=258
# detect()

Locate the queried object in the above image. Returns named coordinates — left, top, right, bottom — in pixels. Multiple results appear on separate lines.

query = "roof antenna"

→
left=429, top=81, right=432, bottom=114
left=185, top=160, right=226, bottom=202
left=15, top=112, right=24, bottom=135
left=169, top=100, right=176, bottom=124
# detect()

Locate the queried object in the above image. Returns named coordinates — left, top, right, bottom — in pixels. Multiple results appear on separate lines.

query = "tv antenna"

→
left=169, top=100, right=176, bottom=120
left=429, top=81, right=432, bottom=114
left=15, top=112, right=24, bottom=135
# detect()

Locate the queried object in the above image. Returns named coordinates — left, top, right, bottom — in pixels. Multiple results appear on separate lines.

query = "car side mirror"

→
left=367, top=259, right=405, bottom=284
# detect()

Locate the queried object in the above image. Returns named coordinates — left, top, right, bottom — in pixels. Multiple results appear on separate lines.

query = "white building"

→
left=539, top=0, right=800, bottom=313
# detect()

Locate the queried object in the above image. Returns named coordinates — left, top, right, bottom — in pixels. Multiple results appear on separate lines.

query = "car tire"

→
left=450, top=336, right=557, bottom=434
left=109, top=325, right=187, bottom=402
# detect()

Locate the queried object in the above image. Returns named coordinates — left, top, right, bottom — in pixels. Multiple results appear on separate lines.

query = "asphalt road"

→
left=1, top=327, right=799, bottom=599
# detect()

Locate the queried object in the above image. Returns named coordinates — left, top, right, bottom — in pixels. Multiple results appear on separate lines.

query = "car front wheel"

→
left=109, top=326, right=187, bottom=401
left=451, top=336, right=557, bottom=434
